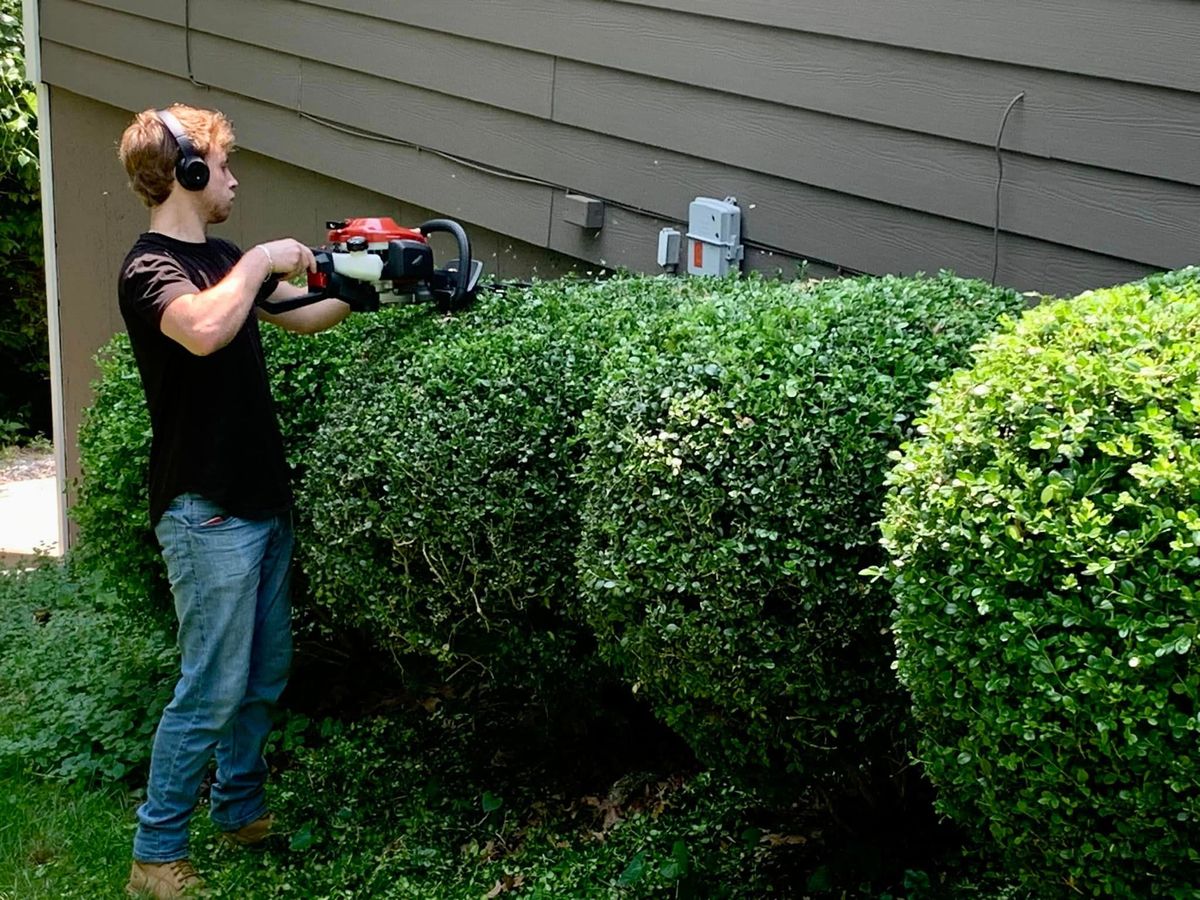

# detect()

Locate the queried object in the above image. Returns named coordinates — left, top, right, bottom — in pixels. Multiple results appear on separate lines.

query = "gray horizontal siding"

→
left=42, top=40, right=1148, bottom=296
left=294, top=0, right=1200, bottom=186
left=46, top=0, right=184, bottom=74
left=195, top=0, right=555, bottom=118
left=551, top=62, right=1198, bottom=267
left=47, top=0, right=1183, bottom=295
left=38, top=42, right=558, bottom=247
left=615, top=0, right=1200, bottom=93
left=76, top=0, right=179, bottom=23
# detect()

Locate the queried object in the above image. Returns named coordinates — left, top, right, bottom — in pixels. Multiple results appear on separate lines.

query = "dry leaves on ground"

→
left=0, top=447, right=54, bottom=484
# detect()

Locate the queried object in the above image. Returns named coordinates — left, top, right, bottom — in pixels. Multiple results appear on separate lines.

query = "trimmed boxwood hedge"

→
left=876, top=268, right=1200, bottom=895
left=71, top=305, right=432, bottom=618
left=72, top=335, right=161, bottom=613
left=574, top=273, right=1023, bottom=788
left=297, top=276, right=700, bottom=692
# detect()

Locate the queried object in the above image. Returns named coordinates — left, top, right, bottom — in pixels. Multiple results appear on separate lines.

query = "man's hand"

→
left=254, top=239, right=317, bottom=279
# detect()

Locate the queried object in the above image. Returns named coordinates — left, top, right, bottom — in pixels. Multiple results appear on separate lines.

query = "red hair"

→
left=117, top=104, right=235, bottom=207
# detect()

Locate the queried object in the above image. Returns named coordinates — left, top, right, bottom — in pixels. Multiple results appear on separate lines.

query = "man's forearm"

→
left=263, top=296, right=353, bottom=334
left=161, top=240, right=316, bottom=355
left=161, top=250, right=273, bottom=356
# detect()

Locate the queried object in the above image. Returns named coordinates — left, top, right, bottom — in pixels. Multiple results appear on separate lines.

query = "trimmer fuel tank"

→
left=326, top=217, right=426, bottom=249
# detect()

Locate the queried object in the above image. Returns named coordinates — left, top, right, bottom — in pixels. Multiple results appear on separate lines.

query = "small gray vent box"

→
left=657, top=228, right=682, bottom=268
left=686, top=196, right=744, bottom=276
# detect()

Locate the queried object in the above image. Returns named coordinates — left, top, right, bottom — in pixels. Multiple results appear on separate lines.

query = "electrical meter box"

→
left=686, top=196, right=744, bottom=276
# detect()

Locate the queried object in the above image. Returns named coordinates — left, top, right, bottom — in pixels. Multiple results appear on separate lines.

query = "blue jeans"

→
left=133, top=493, right=293, bottom=863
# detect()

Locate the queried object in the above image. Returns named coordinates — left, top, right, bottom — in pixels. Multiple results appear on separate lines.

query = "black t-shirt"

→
left=118, top=232, right=292, bottom=525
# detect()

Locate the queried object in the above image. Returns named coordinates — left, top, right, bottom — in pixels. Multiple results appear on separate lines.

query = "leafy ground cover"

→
left=0, top=764, right=982, bottom=899
left=0, top=561, right=1011, bottom=898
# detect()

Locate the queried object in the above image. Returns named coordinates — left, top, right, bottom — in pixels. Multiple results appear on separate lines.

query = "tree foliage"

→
left=0, top=0, right=46, bottom=439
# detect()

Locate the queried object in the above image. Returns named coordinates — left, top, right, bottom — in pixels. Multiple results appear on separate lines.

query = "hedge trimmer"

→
left=258, top=217, right=484, bottom=315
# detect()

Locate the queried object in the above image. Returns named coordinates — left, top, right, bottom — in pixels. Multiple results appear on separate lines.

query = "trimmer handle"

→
left=419, top=219, right=479, bottom=312
left=255, top=251, right=380, bottom=313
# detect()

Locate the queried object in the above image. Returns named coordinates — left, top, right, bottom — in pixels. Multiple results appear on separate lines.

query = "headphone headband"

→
left=154, top=108, right=210, bottom=192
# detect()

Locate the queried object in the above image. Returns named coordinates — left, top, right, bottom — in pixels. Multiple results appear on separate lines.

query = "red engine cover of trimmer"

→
left=327, top=217, right=427, bottom=247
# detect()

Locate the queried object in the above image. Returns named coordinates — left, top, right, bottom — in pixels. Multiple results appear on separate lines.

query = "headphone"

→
left=154, top=108, right=210, bottom=191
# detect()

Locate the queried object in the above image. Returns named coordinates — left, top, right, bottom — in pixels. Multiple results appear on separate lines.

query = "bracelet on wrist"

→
left=256, top=244, right=273, bottom=278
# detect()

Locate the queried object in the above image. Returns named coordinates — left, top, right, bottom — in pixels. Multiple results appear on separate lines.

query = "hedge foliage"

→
left=72, top=335, right=159, bottom=613
left=575, top=273, right=1023, bottom=787
left=877, top=268, right=1200, bottom=895
left=72, top=306, right=430, bottom=619
left=298, top=277, right=697, bottom=691
left=76, top=272, right=1022, bottom=756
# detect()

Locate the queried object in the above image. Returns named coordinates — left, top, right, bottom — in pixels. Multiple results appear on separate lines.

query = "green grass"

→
left=0, top=771, right=376, bottom=899
left=0, top=773, right=371, bottom=899
left=0, top=771, right=137, bottom=898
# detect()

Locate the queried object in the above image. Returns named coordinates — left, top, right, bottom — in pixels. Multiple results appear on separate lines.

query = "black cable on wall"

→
left=991, top=92, right=1026, bottom=285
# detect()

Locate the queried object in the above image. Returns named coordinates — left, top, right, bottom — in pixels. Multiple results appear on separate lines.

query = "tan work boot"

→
left=221, top=812, right=274, bottom=849
left=125, top=858, right=204, bottom=898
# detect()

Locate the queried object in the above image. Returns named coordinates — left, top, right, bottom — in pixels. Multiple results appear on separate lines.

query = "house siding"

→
left=41, top=0, right=1195, bottom=297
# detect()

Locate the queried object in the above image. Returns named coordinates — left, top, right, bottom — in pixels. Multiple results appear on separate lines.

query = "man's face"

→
left=199, top=147, right=238, bottom=224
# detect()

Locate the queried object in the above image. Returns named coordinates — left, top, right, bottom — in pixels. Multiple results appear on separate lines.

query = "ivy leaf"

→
left=289, top=823, right=315, bottom=852
left=481, top=791, right=503, bottom=814
left=659, top=840, right=689, bottom=881
left=617, top=851, right=646, bottom=885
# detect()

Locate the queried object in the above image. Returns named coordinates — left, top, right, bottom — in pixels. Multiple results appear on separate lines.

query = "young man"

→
left=116, top=104, right=352, bottom=898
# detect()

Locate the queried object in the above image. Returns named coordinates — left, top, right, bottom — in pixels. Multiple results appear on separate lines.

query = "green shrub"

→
left=576, top=274, right=1023, bottom=789
left=0, top=561, right=175, bottom=781
left=299, top=277, right=692, bottom=692
left=876, top=268, right=1200, bottom=895
left=264, top=306, right=433, bottom=474
left=71, top=307, right=430, bottom=618
left=71, top=334, right=160, bottom=614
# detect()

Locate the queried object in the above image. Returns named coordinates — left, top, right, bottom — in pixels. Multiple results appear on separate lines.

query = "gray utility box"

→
left=563, top=192, right=605, bottom=229
left=686, top=196, right=744, bottom=276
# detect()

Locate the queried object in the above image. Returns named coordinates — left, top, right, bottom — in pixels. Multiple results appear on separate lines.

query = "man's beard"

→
left=206, top=196, right=233, bottom=224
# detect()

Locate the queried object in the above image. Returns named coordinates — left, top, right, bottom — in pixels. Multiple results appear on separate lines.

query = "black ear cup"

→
left=154, top=109, right=209, bottom=192
left=176, top=154, right=210, bottom=191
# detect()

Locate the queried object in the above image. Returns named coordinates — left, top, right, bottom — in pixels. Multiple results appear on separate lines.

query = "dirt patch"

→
left=0, top=446, right=55, bottom=485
